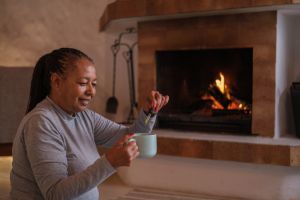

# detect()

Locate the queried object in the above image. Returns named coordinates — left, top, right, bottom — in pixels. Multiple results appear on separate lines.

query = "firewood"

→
left=208, top=84, right=231, bottom=109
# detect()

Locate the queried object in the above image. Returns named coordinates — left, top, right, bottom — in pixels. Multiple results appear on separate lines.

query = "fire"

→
left=216, top=73, right=225, bottom=93
left=201, top=72, right=249, bottom=111
left=215, top=73, right=231, bottom=100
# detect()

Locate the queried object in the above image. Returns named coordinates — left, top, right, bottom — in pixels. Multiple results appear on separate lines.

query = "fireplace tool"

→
left=105, top=28, right=138, bottom=122
left=122, top=42, right=138, bottom=123
left=106, top=44, right=119, bottom=113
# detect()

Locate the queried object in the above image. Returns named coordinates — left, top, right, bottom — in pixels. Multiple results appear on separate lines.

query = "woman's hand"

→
left=143, top=90, right=169, bottom=113
left=105, top=134, right=139, bottom=168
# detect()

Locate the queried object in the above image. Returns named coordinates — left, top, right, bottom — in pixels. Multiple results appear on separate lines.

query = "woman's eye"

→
left=79, top=82, right=87, bottom=86
left=92, top=83, right=97, bottom=88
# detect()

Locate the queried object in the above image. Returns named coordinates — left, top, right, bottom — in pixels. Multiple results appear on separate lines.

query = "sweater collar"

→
left=46, top=96, right=77, bottom=120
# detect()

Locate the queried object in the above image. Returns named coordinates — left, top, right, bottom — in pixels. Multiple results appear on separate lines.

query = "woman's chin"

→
left=77, top=104, right=88, bottom=112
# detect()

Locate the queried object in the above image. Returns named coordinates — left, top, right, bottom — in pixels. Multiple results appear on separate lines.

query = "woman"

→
left=10, top=48, right=169, bottom=200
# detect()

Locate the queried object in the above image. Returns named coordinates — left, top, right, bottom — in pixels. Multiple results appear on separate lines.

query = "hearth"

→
left=156, top=48, right=253, bottom=134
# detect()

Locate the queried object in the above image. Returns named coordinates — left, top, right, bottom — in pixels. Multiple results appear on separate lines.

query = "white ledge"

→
left=155, top=128, right=300, bottom=146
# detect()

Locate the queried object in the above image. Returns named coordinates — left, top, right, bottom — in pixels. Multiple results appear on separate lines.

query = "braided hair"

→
left=26, top=48, right=93, bottom=113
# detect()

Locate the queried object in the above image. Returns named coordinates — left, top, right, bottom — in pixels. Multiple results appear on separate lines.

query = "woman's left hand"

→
left=143, top=90, right=169, bottom=113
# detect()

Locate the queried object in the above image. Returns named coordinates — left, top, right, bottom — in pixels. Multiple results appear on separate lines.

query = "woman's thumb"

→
left=116, top=133, right=135, bottom=146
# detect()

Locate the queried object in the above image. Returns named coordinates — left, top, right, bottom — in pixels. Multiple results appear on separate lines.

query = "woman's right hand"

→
left=105, top=133, right=139, bottom=168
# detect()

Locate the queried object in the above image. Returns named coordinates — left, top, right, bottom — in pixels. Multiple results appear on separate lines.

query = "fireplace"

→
left=138, top=11, right=276, bottom=137
left=155, top=48, right=253, bottom=134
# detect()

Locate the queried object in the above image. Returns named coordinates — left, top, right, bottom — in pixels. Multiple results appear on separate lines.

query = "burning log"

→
left=208, top=84, right=231, bottom=109
left=200, top=72, right=250, bottom=112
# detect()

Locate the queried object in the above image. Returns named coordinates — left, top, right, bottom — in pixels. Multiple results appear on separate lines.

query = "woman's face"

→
left=54, top=58, right=97, bottom=115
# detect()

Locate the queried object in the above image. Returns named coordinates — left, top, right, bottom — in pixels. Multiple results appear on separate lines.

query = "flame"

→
left=201, top=72, right=249, bottom=111
left=214, top=73, right=231, bottom=100
left=216, top=73, right=225, bottom=93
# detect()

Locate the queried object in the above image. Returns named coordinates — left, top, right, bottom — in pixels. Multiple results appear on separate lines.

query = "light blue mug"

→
left=133, top=133, right=157, bottom=158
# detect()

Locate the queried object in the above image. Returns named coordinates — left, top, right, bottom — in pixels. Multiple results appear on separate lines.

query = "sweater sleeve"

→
left=24, top=115, right=116, bottom=200
left=93, top=110, right=157, bottom=147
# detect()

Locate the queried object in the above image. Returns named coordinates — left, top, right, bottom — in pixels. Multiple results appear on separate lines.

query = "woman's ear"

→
left=50, top=73, right=62, bottom=88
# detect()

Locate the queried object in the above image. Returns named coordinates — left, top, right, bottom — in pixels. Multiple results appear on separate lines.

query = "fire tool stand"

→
left=110, top=28, right=138, bottom=123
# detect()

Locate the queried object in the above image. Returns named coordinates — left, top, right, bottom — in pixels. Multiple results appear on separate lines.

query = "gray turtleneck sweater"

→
left=10, top=97, right=156, bottom=200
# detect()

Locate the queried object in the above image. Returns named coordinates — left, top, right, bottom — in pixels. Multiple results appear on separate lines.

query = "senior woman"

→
left=10, top=48, right=169, bottom=200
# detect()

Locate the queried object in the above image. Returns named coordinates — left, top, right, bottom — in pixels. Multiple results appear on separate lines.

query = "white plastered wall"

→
left=276, top=9, right=300, bottom=138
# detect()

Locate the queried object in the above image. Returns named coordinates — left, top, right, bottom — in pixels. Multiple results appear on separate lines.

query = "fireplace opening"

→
left=156, top=48, right=253, bottom=134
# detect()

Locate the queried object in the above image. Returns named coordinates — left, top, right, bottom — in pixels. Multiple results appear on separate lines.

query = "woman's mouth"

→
left=79, top=99, right=90, bottom=106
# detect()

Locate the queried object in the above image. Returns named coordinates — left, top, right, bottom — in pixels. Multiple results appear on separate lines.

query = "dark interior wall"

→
left=0, top=67, right=33, bottom=143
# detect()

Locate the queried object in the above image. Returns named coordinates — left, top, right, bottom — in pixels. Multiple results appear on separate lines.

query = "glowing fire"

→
left=215, top=73, right=231, bottom=100
left=201, top=72, right=249, bottom=110
left=216, top=73, right=225, bottom=93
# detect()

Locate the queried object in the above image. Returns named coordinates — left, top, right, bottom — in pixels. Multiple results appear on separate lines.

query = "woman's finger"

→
left=162, top=95, right=169, bottom=107
left=124, top=142, right=139, bottom=161
left=156, top=95, right=169, bottom=111
left=155, top=95, right=162, bottom=111
left=116, top=133, right=134, bottom=147
left=151, top=91, right=157, bottom=108
left=145, top=91, right=169, bottom=113
left=132, top=150, right=140, bottom=160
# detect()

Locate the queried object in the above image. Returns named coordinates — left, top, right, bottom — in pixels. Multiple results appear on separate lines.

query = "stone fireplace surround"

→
left=138, top=11, right=276, bottom=137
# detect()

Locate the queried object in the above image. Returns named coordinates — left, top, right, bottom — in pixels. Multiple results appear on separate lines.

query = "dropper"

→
left=144, top=108, right=155, bottom=125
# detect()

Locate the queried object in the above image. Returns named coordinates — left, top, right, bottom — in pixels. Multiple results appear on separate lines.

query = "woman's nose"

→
left=86, top=84, right=96, bottom=96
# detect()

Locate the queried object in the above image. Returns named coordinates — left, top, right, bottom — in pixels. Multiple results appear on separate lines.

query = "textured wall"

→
left=0, top=0, right=133, bottom=142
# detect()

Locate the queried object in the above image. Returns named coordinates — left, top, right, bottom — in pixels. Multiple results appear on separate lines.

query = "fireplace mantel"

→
left=99, top=0, right=299, bottom=31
